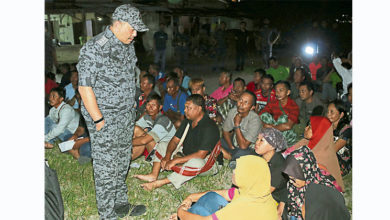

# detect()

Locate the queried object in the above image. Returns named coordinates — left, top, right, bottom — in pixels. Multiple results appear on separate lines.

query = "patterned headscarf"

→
left=259, top=127, right=288, bottom=152
left=282, top=146, right=336, bottom=219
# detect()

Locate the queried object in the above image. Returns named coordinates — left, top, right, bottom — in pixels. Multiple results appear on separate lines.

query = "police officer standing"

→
left=77, top=4, right=148, bottom=219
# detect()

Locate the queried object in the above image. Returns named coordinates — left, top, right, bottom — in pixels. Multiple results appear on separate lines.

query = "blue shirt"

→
left=163, top=90, right=188, bottom=115
left=64, top=83, right=79, bottom=109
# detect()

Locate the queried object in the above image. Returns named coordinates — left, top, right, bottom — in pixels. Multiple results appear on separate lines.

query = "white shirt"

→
left=332, top=58, right=352, bottom=96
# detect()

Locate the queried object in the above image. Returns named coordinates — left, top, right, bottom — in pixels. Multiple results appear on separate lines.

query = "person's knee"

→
left=133, top=125, right=146, bottom=138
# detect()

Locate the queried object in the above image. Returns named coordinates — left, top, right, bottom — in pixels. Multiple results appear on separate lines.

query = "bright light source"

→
left=97, top=17, right=103, bottom=21
left=305, top=46, right=314, bottom=55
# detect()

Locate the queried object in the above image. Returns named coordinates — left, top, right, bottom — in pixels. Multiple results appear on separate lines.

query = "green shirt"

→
left=329, top=71, right=342, bottom=88
left=266, top=65, right=289, bottom=82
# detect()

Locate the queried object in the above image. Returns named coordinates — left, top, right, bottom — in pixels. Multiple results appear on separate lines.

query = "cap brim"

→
left=132, top=22, right=149, bottom=32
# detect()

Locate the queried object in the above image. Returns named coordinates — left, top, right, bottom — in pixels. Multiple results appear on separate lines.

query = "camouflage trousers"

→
left=260, top=112, right=297, bottom=147
left=84, top=109, right=135, bottom=220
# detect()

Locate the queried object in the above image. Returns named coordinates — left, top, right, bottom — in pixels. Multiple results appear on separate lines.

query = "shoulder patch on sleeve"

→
left=96, top=36, right=108, bottom=46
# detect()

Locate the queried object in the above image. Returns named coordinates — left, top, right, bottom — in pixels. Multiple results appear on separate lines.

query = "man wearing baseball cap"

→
left=77, top=4, right=148, bottom=219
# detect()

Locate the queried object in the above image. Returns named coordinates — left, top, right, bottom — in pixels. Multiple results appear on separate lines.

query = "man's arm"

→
left=164, top=110, right=182, bottom=123
left=133, top=133, right=154, bottom=146
left=217, top=96, right=229, bottom=106
left=223, top=131, right=235, bottom=150
left=161, top=136, right=181, bottom=169
left=273, top=119, right=295, bottom=131
left=234, top=128, right=253, bottom=149
left=45, top=107, right=74, bottom=142
left=78, top=86, right=104, bottom=131
left=164, top=150, right=209, bottom=170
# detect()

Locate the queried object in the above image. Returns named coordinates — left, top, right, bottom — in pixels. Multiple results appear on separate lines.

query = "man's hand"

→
left=160, top=156, right=171, bottom=170
left=180, top=197, right=193, bottom=210
left=96, top=120, right=105, bottom=131
left=164, top=158, right=178, bottom=171
left=233, top=113, right=242, bottom=127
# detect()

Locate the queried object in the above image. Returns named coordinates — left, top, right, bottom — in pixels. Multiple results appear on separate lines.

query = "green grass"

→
left=45, top=146, right=352, bottom=219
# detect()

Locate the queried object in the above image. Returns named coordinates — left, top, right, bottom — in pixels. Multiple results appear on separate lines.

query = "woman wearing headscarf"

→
left=170, top=155, right=278, bottom=220
left=282, top=116, right=344, bottom=192
left=255, top=127, right=289, bottom=220
left=282, top=146, right=350, bottom=220
left=327, top=100, right=352, bottom=176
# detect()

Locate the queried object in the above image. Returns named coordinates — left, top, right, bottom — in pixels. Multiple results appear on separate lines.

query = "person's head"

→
left=148, top=63, right=160, bottom=75
left=178, top=25, right=184, bottom=34
left=304, top=116, right=332, bottom=149
left=253, top=68, right=266, bottom=85
left=283, top=151, right=307, bottom=188
left=233, top=155, right=271, bottom=196
left=110, top=4, right=148, bottom=44
left=298, top=81, right=314, bottom=102
left=189, top=78, right=206, bottom=96
left=293, top=68, right=306, bottom=84
left=233, top=77, right=246, bottom=96
left=347, top=83, right=352, bottom=104
left=237, top=91, right=256, bottom=115
left=49, top=87, right=65, bottom=108
left=327, top=100, right=347, bottom=125
left=218, top=68, right=232, bottom=86
left=293, top=56, right=302, bottom=67
left=275, top=81, right=291, bottom=101
left=184, top=94, right=205, bottom=120
left=255, top=127, right=288, bottom=155
left=145, top=94, right=162, bottom=116
left=166, top=76, right=180, bottom=97
left=59, top=63, right=70, bottom=74
left=268, top=57, right=278, bottom=69
left=240, top=21, right=246, bottom=30
left=70, top=71, right=78, bottom=87
left=260, top=74, right=274, bottom=93
left=320, top=56, right=328, bottom=67
left=173, top=66, right=184, bottom=80
left=159, top=23, right=165, bottom=31
left=312, top=55, right=319, bottom=64
left=140, top=74, right=155, bottom=92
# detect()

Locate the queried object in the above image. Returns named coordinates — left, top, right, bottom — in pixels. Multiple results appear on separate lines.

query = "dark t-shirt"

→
left=268, top=152, right=288, bottom=203
left=154, top=31, right=168, bottom=50
left=175, top=113, right=220, bottom=156
left=235, top=30, right=248, bottom=50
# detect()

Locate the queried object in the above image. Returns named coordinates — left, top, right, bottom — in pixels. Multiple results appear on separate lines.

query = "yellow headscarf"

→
left=215, top=155, right=278, bottom=220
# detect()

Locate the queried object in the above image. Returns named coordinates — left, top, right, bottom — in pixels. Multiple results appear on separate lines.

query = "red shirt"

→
left=254, top=89, right=276, bottom=111
left=259, top=97, right=299, bottom=124
left=246, top=81, right=256, bottom=92
left=45, top=79, right=58, bottom=95
left=309, top=62, right=322, bottom=80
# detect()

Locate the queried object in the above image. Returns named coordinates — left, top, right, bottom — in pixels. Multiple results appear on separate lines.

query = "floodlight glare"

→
left=305, top=46, right=314, bottom=55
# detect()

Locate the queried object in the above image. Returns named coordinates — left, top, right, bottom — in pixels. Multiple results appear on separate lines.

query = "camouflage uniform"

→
left=77, top=5, right=148, bottom=219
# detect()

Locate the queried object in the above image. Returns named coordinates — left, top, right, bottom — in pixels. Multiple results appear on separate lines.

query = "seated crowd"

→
left=45, top=51, right=352, bottom=219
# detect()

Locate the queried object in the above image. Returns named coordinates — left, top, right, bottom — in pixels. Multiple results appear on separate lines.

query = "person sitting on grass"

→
left=66, top=117, right=92, bottom=165
left=131, top=94, right=176, bottom=161
left=210, top=69, right=233, bottom=104
left=282, top=146, right=350, bottom=220
left=135, top=73, right=157, bottom=120
left=221, top=91, right=261, bottom=162
left=134, top=94, right=220, bottom=191
left=246, top=68, right=265, bottom=93
left=266, top=56, right=289, bottom=83
left=289, top=68, right=308, bottom=100
left=45, top=87, right=80, bottom=149
left=64, top=70, right=81, bottom=111
left=259, top=80, right=299, bottom=146
left=163, top=76, right=188, bottom=128
left=327, top=100, right=352, bottom=176
left=294, top=81, right=325, bottom=136
left=217, top=77, right=246, bottom=123
left=169, top=155, right=278, bottom=220
left=254, top=74, right=276, bottom=113
left=173, top=66, right=191, bottom=94
left=254, top=127, right=289, bottom=220
left=189, top=78, right=222, bottom=124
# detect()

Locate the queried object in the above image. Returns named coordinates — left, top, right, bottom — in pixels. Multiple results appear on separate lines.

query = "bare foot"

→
left=169, top=213, right=178, bottom=220
left=45, top=142, right=54, bottom=149
left=140, top=179, right=169, bottom=191
left=133, top=174, right=157, bottom=182
left=68, top=149, right=80, bottom=159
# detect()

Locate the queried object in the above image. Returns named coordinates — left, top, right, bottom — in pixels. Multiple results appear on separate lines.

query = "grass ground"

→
left=45, top=145, right=352, bottom=220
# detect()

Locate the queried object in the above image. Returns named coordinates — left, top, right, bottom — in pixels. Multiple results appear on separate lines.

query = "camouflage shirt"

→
left=77, top=26, right=137, bottom=118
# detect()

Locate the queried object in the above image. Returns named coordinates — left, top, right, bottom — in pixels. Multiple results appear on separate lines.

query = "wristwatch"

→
left=233, top=125, right=241, bottom=130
